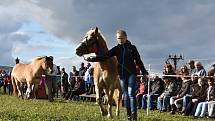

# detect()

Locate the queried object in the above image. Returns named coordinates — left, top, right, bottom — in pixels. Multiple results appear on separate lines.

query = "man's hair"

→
left=195, top=61, right=202, bottom=66
left=116, top=30, right=127, bottom=37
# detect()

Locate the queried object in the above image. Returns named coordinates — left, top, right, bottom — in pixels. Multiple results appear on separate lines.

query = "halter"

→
left=84, top=36, right=97, bottom=47
left=81, top=35, right=105, bottom=60
left=83, top=35, right=105, bottom=54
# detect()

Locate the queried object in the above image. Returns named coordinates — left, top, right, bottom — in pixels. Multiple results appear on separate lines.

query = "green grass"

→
left=0, top=94, right=209, bottom=121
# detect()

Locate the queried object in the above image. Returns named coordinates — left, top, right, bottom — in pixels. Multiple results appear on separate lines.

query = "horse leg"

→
left=20, top=83, right=25, bottom=99
left=95, top=85, right=107, bottom=116
left=32, top=84, right=38, bottom=99
left=25, top=82, right=32, bottom=99
left=11, top=76, right=18, bottom=96
left=105, top=88, right=114, bottom=118
left=114, top=89, right=121, bottom=117
left=15, top=81, right=22, bottom=98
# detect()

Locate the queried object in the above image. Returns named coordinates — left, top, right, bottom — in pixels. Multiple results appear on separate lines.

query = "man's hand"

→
left=160, top=93, right=164, bottom=99
left=176, top=95, right=180, bottom=98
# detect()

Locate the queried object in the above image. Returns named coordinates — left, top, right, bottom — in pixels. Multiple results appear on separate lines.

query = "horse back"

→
left=11, top=63, right=29, bottom=82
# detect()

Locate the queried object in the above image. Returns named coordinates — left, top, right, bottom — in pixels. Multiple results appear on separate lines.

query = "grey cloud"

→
left=1, top=0, right=215, bottom=72
left=24, top=0, right=215, bottom=71
left=9, top=32, right=31, bottom=43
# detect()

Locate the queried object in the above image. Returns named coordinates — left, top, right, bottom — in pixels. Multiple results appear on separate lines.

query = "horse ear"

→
left=45, top=56, right=48, bottom=61
left=94, top=27, right=98, bottom=34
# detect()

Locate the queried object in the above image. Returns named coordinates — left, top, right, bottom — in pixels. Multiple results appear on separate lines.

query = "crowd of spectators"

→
left=0, top=70, right=12, bottom=95
left=0, top=58, right=215, bottom=119
left=136, top=61, right=215, bottom=119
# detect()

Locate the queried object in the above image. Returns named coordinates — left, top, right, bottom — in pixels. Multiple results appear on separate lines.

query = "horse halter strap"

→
left=83, top=36, right=104, bottom=55
left=85, top=36, right=97, bottom=47
left=80, top=36, right=95, bottom=51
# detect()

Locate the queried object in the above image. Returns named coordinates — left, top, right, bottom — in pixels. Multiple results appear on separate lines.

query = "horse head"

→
left=76, top=27, right=107, bottom=57
left=42, top=56, right=53, bottom=74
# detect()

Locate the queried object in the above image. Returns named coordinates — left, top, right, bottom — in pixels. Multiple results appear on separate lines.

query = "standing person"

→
left=69, top=66, right=79, bottom=90
left=187, top=60, right=195, bottom=76
left=78, top=62, right=87, bottom=93
left=2, top=70, right=8, bottom=94
left=36, top=75, right=47, bottom=99
left=79, top=63, right=87, bottom=82
left=84, top=63, right=92, bottom=93
left=85, top=67, right=94, bottom=94
left=65, top=66, right=79, bottom=100
left=61, top=68, right=69, bottom=98
left=86, top=30, right=148, bottom=120
left=45, top=56, right=59, bottom=102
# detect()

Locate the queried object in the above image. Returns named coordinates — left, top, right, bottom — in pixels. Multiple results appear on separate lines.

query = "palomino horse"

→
left=76, top=27, right=122, bottom=118
left=11, top=56, right=53, bottom=99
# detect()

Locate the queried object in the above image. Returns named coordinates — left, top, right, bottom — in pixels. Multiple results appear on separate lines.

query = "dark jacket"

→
left=189, top=80, right=198, bottom=95
left=69, top=71, right=79, bottom=89
left=149, top=78, right=164, bottom=95
left=61, top=72, right=68, bottom=87
left=177, top=80, right=191, bottom=98
left=191, top=84, right=208, bottom=102
left=206, top=85, right=215, bottom=101
left=90, top=41, right=148, bottom=78
left=163, top=81, right=177, bottom=96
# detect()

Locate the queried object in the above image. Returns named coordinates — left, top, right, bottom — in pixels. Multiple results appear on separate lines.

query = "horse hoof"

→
left=107, top=114, right=113, bottom=118
left=101, top=111, right=108, bottom=116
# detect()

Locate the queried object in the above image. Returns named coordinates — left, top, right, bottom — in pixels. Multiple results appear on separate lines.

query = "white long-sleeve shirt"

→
left=49, top=64, right=59, bottom=76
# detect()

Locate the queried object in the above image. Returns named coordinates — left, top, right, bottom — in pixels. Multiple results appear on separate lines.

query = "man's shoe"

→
left=127, top=116, right=131, bottom=121
left=171, top=110, right=176, bottom=114
left=131, top=113, right=137, bottom=121
left=170, top=104, right=176, bottom=114
left=48, top=99, right=54, bottom=102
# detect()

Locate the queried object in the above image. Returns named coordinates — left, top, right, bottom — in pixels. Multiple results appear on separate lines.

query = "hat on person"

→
left=188, top=60, right=194, bottom=64
left=49, top=56, right=53, bottom=60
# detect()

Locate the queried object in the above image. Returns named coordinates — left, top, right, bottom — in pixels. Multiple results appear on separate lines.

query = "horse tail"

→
left=11, top=74, right=18, bottom=96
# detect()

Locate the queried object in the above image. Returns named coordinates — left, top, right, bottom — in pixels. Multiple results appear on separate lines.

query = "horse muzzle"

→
left=76, top=51, right=83, bottom=56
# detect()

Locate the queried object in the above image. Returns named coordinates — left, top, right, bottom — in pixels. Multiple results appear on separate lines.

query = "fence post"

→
left=147, top=64, right=151, bottom=116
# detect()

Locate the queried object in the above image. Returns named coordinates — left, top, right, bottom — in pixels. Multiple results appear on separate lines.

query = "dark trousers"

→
left=185, top=101, right=199, bottom=116
left=8, top=84, right=12, bottom=95
left=3, top=83, right=7, bottom=94
left=46, top=76, right=57, bottom=102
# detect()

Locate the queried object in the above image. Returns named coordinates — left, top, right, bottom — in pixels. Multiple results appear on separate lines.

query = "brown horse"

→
left=11, top=56, right=53, bottom=99
left=76, top=27, right=122, bottom=118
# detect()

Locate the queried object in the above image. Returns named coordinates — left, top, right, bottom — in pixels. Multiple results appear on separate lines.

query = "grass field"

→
left=0, top=94, right=210, bottom=121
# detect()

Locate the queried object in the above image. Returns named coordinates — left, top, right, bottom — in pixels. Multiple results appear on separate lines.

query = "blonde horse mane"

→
left=32, top=56, right=46, bottom=62
left=86, top=29, right=109, bottom=52
left=97, top=31, right=109, bottom=52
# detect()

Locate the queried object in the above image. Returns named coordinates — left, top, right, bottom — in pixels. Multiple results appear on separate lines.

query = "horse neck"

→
left=97, top=35, right=109, bottom=53
left=30, top=60, right=44, bottom=76
left=96, top=35, right=117, bottom=68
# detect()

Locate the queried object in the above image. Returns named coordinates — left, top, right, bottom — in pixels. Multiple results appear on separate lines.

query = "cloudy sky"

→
left=0, top=0, right=214, bottom=74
